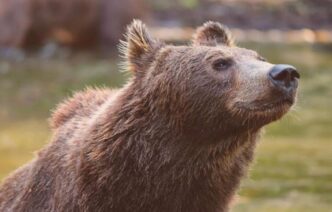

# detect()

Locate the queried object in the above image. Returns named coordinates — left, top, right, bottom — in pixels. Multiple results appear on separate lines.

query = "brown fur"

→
left=50, top=88, right=114, bottom=129
left=0, top=20, right=298, bottom=212
left=192, top=21, right=234, bottom=47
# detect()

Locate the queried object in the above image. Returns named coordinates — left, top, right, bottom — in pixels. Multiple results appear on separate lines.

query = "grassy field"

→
left=0, top=43, right=331, bottom=211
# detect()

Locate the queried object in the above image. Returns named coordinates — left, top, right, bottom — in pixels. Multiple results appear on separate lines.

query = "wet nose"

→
left=269, top=64, right=300, bottom=90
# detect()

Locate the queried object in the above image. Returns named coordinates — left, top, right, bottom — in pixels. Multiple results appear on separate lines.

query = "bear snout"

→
left=268, top=64, right=300, bottom=95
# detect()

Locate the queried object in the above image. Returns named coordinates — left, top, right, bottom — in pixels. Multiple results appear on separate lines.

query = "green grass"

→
left=0, top=119, right=49, bottom=179
left=234, top=138, right=332, bottom=212
left=0, top=43, right=331, bottom=211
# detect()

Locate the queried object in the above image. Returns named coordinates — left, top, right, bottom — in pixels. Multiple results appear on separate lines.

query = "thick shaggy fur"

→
left=0, top=20, right=297, bottom=212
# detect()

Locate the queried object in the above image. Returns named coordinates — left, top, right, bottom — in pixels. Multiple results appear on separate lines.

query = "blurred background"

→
left=0, top=0, right=331, bottom=211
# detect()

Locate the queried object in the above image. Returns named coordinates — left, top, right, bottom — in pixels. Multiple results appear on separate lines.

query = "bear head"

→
left=119, top=20, right=300, bottom=136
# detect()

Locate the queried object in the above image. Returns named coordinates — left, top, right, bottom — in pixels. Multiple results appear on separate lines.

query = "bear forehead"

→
left=165, top=45, right=259, bottom=60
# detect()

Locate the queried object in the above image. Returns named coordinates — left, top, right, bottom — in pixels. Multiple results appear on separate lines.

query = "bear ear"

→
left=192, top=21, right=234, bottom=47
left=119, top=20, right=161, bottom=74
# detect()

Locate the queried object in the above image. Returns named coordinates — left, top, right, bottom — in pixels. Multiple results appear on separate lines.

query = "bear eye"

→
left=212, top=58, right=233, bottom=71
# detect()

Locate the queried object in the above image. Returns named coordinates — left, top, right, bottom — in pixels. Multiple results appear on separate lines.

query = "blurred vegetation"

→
left=2, top=0, right=332, bottom=51
left=0, top=0, right=331, bottom=211
left=149, top=0, right=332, bottom=29
left=0, top=43, right=331, bottom=211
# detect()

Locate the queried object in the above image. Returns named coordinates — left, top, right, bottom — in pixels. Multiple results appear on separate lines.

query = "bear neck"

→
left=79, top=84, right=261, bottom=211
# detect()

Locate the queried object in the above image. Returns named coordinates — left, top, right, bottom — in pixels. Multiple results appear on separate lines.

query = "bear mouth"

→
left=249, top=98, right=293, bottom=111
left=235, top=96, right=294, bottom=112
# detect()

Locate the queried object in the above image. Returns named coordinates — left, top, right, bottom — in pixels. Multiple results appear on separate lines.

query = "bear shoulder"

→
left=49, top=87, right=115, bottom=130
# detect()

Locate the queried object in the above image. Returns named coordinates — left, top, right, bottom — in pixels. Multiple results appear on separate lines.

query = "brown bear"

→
left=0, top=20, right=300, bottom=212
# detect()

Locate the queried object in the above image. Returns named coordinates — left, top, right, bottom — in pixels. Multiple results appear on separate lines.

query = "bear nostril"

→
left=269, top=64, right=299, bottom=89
left=271, top=68, right=290, bottom=81
left=290, top=69, right=300, bottom=80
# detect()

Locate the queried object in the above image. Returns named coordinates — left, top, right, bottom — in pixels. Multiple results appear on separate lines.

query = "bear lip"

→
left=257, top=98, right=293, bottom=111
left=235, top=97, right=294, bottom=112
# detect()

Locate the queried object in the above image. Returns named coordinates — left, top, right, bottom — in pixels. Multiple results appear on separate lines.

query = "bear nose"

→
left=269, top=64, right=300, bottom=91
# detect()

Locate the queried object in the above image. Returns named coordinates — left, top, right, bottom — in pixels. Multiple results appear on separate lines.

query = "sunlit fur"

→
left=0, top=20, right=298, bottom=212
left=192, top=21, right=235, bottom=47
